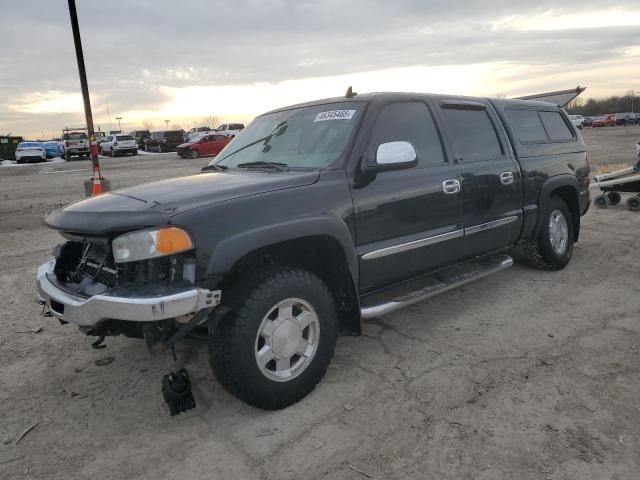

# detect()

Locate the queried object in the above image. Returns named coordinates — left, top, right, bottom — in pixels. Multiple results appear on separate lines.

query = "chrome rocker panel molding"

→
left=36, top=259, right=220, bottom=327
left=360, top=255, right=513, bottom=319
left=361, top=215, right=519, bottom=261
left=464, top=216, right=519, bottom=236
left=361, top=229, right=464, bottom=260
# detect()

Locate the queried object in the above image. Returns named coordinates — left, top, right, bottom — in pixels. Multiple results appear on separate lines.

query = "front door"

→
left=436, top=100, right=523, bottom=256
left=351, top=101, right=468, bottom=293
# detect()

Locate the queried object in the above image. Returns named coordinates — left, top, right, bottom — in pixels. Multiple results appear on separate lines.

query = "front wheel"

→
left=189, top=149, right=200, bottom=158
left=209, top=268, right=338, bottom=409
left=521, top=195, right=574, bottom=270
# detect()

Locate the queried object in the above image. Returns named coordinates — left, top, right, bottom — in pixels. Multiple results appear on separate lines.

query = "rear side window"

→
left=441, top=107, right=503, bottom=162
left=116, top=135, right=134, bottom=141
left=539, top=111, right=574, bottom=141
left=506, top=109, right=548, bottom=142
left=370, top=102, right=446, bottom=168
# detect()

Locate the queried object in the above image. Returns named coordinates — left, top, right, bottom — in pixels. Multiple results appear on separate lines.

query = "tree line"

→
left=567, top=93, right=638, bottom=116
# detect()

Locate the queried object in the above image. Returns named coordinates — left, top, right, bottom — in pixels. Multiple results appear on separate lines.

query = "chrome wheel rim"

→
left=254, top=298, right=320, bottom=382
left=549, top=209, right=568, bottom=254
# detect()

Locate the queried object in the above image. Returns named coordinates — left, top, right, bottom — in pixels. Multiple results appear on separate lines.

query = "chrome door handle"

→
left=442, top=179, right=461, bottom=194
left=499, top=171, right=515, bottom=185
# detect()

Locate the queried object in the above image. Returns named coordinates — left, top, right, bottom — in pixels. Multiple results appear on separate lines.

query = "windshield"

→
left=213, top=101, right=364, bottom=170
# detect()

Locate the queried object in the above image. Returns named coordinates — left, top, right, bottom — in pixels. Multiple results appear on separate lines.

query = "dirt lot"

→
left=1, top=127, right=639, bottom=479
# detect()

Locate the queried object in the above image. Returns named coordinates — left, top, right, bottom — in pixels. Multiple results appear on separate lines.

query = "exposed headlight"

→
left=112, top=227, right=194, bottom=263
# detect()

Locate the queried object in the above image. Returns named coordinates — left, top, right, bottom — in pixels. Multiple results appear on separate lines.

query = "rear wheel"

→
left=521, top=195, right=574, bottom=270
left=626, top=196, right=640, bottom=212
left=65, top=152, right=71, bottom=161
left=209, top=268, right=338, bottom=409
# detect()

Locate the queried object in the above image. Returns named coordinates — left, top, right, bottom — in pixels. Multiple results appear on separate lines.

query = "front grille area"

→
left=54, top=239, right=185, bottom=290
left=74, top=243, right=118, bottom=287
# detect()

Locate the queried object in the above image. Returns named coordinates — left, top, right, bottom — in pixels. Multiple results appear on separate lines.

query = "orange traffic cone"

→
left=91, top=166, right=103, bottom=195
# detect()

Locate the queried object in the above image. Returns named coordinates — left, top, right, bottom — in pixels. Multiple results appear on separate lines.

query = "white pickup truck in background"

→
left=59, top=128, right=90, bottom=160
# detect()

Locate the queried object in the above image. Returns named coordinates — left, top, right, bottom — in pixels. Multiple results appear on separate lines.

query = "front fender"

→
left=206, top=215, right=359, bottom=287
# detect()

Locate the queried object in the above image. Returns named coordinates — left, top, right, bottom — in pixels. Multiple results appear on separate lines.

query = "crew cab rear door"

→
left=351, top=100, right=468, bottom=292
left=435, top=100, right=523, bottom=255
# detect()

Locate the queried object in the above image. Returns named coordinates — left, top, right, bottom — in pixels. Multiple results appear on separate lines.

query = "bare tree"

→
left=142, top=120, right=153, bottom=131
left=203, top=116, right=219, bottom=129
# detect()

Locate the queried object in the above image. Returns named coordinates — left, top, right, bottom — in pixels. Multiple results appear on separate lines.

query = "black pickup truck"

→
left=37, top=92, right=590, bottom=410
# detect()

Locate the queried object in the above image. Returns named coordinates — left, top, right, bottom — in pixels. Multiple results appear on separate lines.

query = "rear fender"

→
left=534, top=175, right=580, bottom=240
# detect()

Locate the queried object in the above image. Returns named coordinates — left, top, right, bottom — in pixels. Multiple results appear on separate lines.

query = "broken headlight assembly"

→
left=112, top=227, right=194, bottom=264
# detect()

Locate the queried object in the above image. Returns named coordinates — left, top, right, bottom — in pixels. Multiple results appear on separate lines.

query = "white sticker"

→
left=314, top=110, right=356, bottom=122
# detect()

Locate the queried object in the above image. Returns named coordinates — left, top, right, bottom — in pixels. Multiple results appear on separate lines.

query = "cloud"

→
left=1, top=0, right=639, bottom=136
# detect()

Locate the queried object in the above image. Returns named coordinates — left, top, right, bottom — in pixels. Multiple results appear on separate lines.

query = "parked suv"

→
left=615, top=113, right=635, bottom=126
left=128, top=130, right=151, bottom=149
left=214, top=123, right=244, bottom=137
left=37, top=92, right=590, bottom=410
left=143, top=130, right=185, bottom=152
left=568, top=114, right=584, bottom=129
left=99, top=134, right=138, bottom=156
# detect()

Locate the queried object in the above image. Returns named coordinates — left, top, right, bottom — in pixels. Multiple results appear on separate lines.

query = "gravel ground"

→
left=1, top=127, right=639, bottom=479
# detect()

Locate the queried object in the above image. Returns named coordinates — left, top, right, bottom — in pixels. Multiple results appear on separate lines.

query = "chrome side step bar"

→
left=360, top=254, right=513, bottom=319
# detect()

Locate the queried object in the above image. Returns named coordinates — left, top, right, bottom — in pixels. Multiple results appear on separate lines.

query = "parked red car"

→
left=592, top=114, right=616, bottom=127
left=176, top=134, right=232, bottom=158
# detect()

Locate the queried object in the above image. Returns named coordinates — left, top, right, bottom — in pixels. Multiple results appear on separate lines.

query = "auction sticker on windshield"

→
left=314, top=110, right=356, bottom=122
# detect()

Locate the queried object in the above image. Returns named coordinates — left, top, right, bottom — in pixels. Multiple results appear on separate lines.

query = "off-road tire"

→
left=209, top=268, right=338, bottom=410
left=64, top=152, right=71, bottom=161
left=521, top=195, right=574, bottom=270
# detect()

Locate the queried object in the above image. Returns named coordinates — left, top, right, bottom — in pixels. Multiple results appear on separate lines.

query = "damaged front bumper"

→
left=36, top=258, right=221, bottom=327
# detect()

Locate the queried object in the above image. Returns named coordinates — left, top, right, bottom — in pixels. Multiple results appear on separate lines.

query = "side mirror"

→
left=373, top=141, right=417, bottom=171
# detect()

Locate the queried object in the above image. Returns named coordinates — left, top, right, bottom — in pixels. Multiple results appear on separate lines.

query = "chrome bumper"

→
left=36, top=259, right=221, bottom=327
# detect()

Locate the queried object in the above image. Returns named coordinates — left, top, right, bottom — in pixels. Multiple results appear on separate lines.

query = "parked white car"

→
left=15, top=142, right=47, bottom=164
left=569, top=115, right=584, bottom=129
left=99, top=134, right=138, bottom=156
left=214, top=123, right=245, bottom=137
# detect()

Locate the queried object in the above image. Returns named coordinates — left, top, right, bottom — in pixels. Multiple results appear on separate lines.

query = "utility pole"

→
left=67, top=0, right=108, bottom=194
left=115, top=116, right=122, bottom=131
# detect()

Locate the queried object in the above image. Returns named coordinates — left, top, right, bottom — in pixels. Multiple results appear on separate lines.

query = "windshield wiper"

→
left=237, top=161, right=288, bottom=171
left=216, top=121, right=288, bottom=164
left=201, top=164, right=228, bottom=172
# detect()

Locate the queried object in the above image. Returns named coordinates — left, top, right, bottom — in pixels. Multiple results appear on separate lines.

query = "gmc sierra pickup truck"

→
left=37, top=92, right=590, bottom=410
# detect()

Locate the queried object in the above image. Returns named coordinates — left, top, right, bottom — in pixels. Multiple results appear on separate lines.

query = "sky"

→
left=1, top=0, right=640, bottom=138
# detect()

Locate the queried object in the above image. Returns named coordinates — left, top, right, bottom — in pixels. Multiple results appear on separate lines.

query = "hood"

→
left=44, top=170, right=320, bottom=235
left=177, top=142, right=194, bottom=148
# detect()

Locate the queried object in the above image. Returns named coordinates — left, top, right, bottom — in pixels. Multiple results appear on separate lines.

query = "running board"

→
left=360, top=254, right=513, bottom=319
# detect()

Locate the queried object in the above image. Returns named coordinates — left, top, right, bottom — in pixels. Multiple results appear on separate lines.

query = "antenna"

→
left=345, top=86, right=357, bottom=98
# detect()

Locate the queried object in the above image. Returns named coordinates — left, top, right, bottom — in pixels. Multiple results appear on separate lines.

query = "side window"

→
left=506, top=109, right=548, bottom=143
left=369, top=102, right=446, bottom=168
left=441, top=107, right=503, bottom=162
left=539, top=111, right=574, bottom=141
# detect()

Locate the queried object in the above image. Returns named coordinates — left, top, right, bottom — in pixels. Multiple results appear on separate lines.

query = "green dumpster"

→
left=0, top=136, right=25, bottom=161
